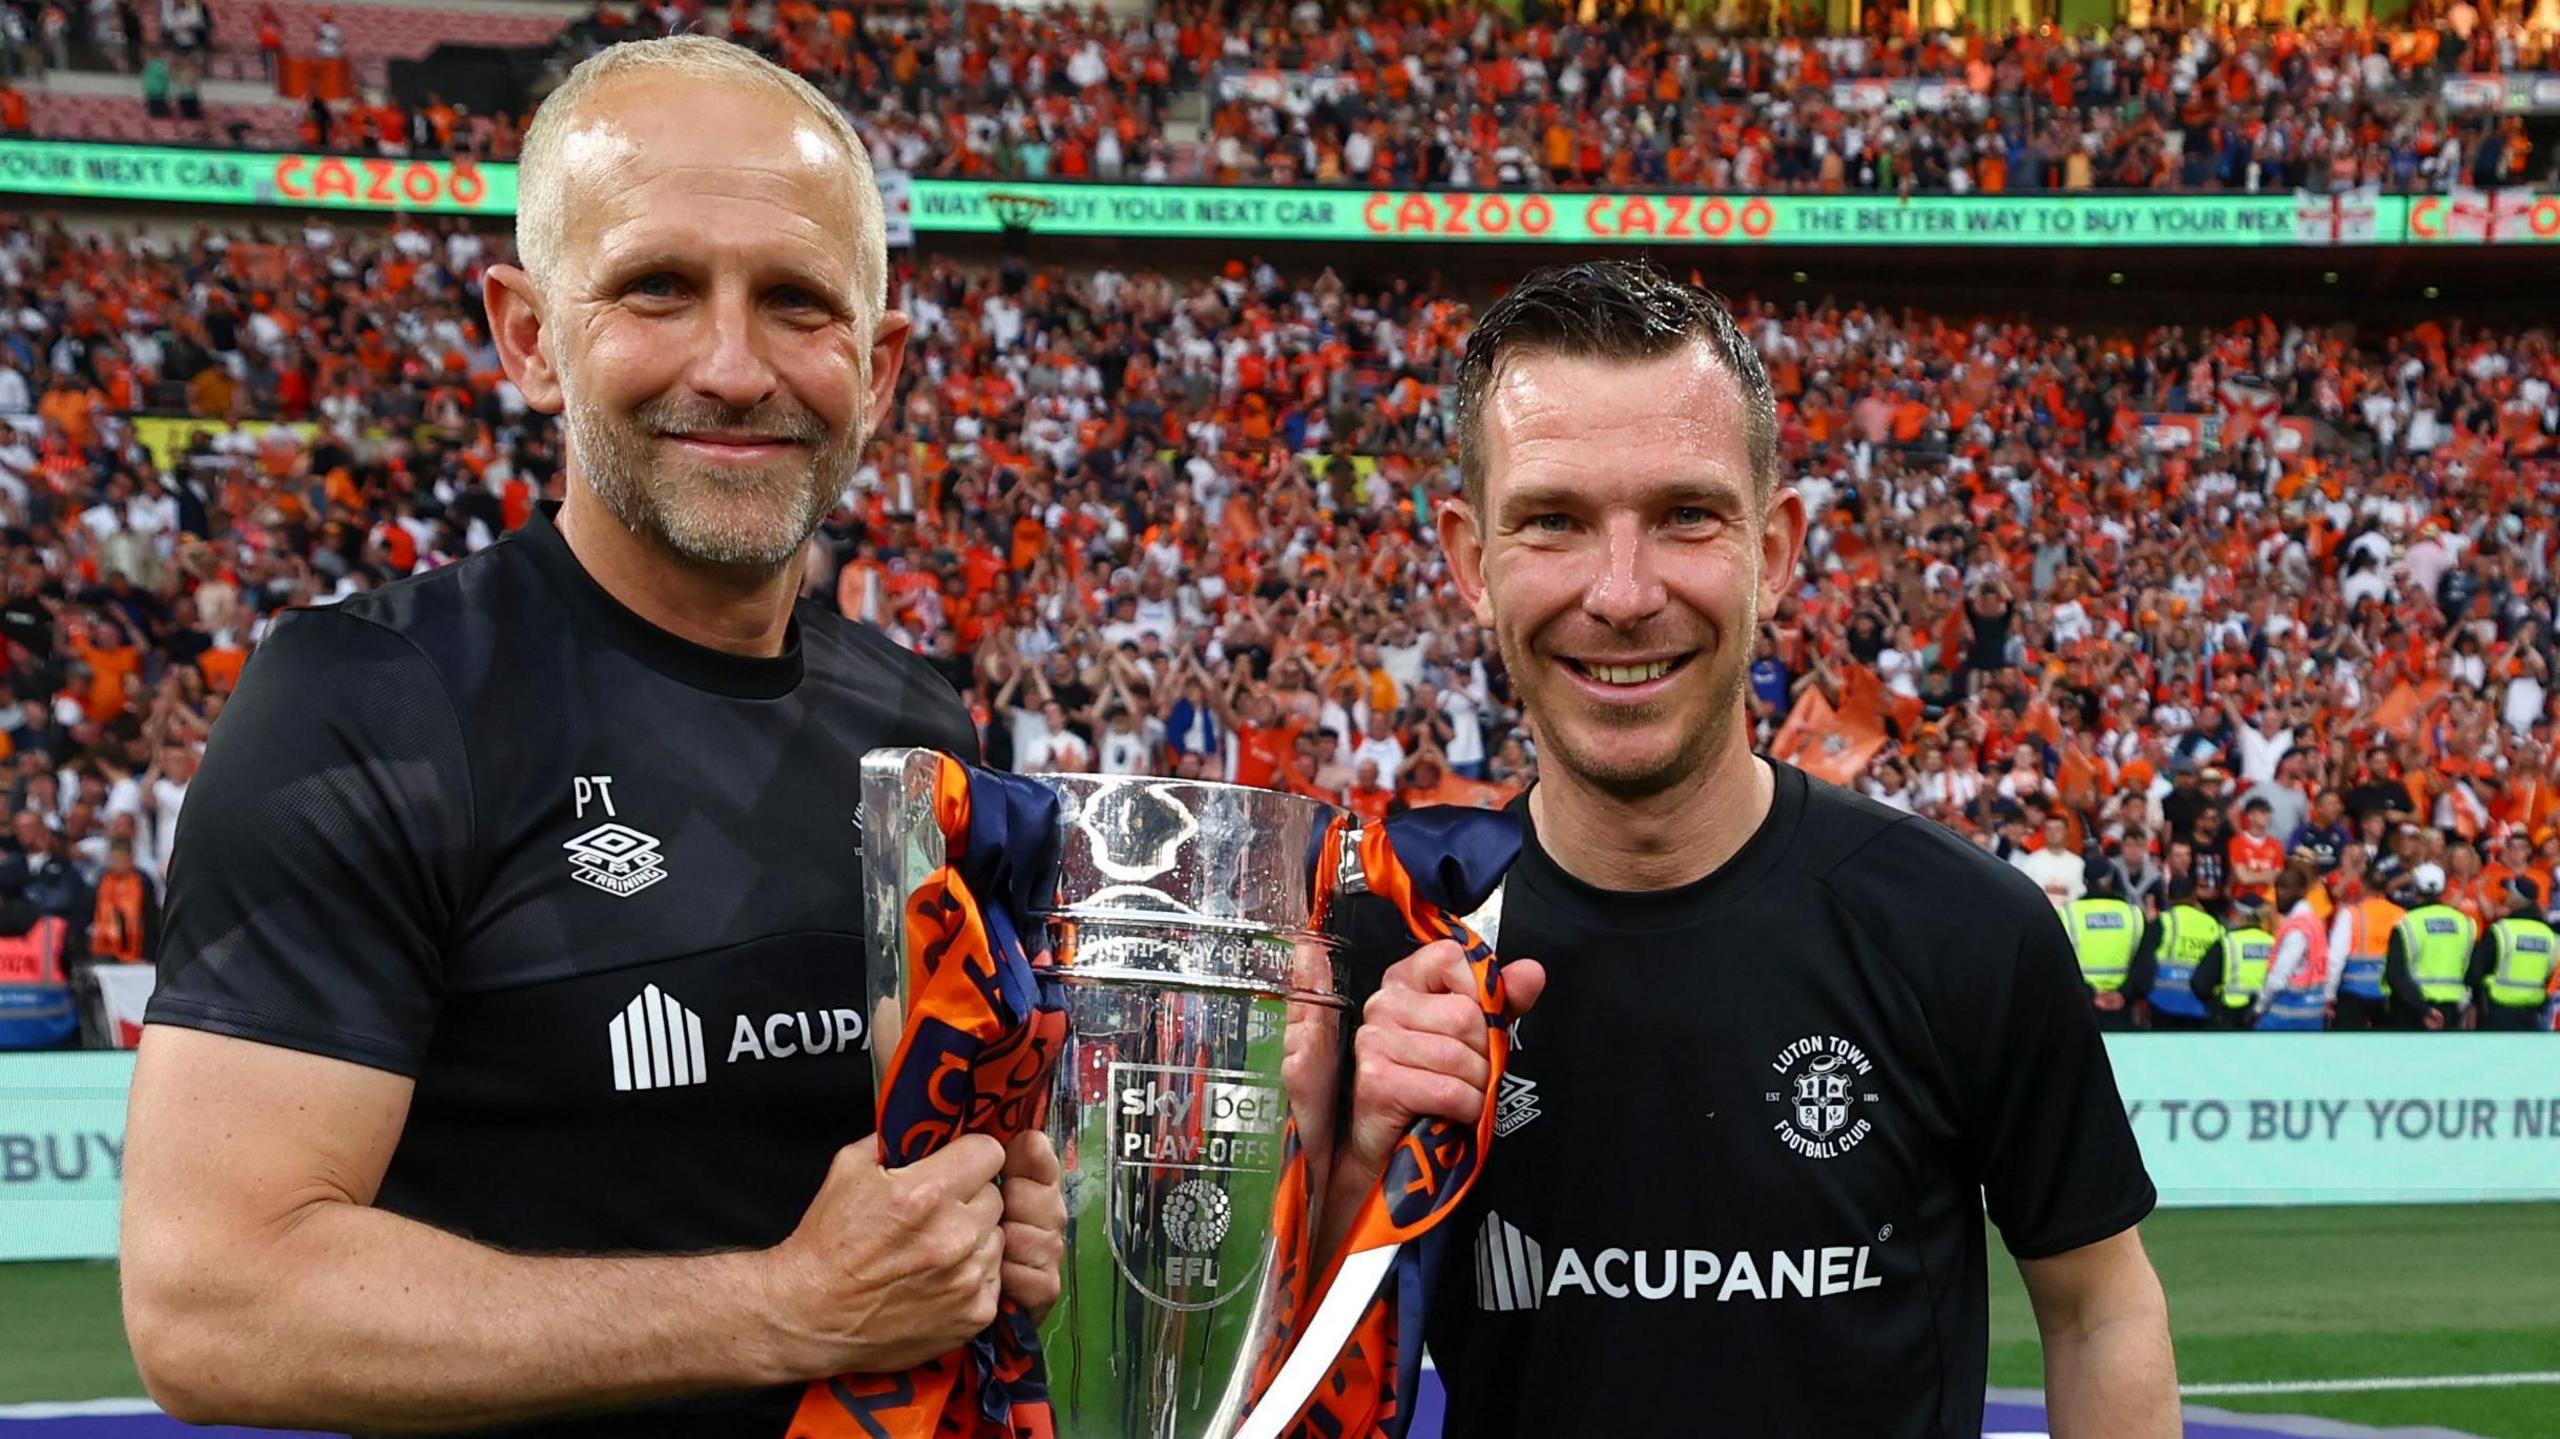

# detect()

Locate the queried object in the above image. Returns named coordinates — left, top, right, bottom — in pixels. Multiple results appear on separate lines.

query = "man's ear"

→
left=1438, top=496, right=1494, bottom=628
left=1758, top=484, right=1809, bottom=620
left=863, top=308, right=912, bottom=438
left=483, top=263, right=562, bottom=415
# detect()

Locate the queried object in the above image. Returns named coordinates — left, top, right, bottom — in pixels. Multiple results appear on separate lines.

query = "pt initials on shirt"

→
left=565, top=774, right=669, bottom=899
left=573, top=775, right=620, bottom=818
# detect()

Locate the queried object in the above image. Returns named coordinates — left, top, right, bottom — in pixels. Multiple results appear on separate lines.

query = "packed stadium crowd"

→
left=0, top=201, right=2555, bottom=1030
left=617, top=0, right=2560, bottom=193
left=1181, top=2, right=2555, bottom=193
left=7, top=0, right=2559, bottom=193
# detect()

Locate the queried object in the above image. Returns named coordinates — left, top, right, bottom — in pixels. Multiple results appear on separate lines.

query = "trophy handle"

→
left=858, top=747, right=952, bottom=1097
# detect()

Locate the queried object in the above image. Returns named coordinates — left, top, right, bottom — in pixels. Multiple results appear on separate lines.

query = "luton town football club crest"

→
left=1765, top=1035, right=1881, bottom=1160
left=1795, top=1054, right=1854, bottom=1138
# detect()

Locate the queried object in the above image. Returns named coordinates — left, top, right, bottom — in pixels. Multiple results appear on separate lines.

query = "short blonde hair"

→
left=515, top=36, right=886, bottom=330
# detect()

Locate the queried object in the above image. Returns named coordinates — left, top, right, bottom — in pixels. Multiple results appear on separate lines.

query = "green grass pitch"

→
left=6, top=1203, right=2556, bottom=1436
left=1987, top=1202, right=2560, bottom=1438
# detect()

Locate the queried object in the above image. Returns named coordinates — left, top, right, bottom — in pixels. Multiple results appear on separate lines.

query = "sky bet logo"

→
left=1115, top=1071, right=1286, bottom=1168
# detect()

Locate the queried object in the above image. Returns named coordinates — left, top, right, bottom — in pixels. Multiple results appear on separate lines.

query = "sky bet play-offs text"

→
left=6, top=139, right=2560, bottom=244
left=5, top=1039, right=2560, bottom=1263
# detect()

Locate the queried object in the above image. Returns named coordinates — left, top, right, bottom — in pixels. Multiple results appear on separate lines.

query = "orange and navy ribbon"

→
left=1255, top=804, right=1523, bottom=1439
left=789, top=754, right=1066, bottom=1439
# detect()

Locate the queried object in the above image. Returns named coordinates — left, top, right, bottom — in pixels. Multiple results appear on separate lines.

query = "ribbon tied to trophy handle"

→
left=1235, top=811, right=1525, bottom=1439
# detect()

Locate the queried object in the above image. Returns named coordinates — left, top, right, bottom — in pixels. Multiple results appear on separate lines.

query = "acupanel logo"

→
left=1475, top=1209, right=1546, bottom=1312
left=1472, top=1211, right=1888, bottom=1309
left=610, top=984, right=708, bottom=1091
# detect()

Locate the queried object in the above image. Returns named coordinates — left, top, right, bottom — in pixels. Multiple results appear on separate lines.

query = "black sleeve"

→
left=2125, top=931, right=2156, bottom=999
left=147, top=608, right=474, bottom=1076
left=2467, top=930, right=2497, bottom=990
left=2384, top=930, right=2422, bottom=1010
left=2191, top=944, right=2223, bottom=1007
left=1953, top=900, right=2157, bottom=1260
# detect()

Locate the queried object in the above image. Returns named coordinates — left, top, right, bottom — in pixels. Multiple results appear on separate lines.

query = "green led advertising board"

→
left=913, top=183, right=2366, bottom=247
left=2108, top=1035, right=2560, bottom=1207
left=5, top=138, right=2558, bottom=244
left=0, top=1051, right=132, bottom=1263
left=0, top=139, right=514, bottom=213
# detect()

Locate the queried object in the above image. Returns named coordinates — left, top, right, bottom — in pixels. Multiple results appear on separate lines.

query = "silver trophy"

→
left=861, top=750, right=1350, bottom=1439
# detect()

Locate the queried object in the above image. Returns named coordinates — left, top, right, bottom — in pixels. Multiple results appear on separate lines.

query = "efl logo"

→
left=610, top=984, right=708, bottom=1092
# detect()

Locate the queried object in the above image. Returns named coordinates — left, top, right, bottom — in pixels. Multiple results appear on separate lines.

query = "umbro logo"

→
left=566, top=822, right=668, bottom=898
left=1495, top=1073, right=1542, bottom=1137
left=567, top=774, right=666, bottom=898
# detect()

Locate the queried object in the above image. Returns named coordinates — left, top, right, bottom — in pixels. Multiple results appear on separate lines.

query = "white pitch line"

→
left=0, top=1399, right=163, bottom=1418
left=2182, top=1371, right=2560, bottom=1397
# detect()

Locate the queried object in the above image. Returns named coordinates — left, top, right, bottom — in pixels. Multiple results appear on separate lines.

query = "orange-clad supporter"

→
left=1344, top=761, right=1397, bottom=827
left=197, top=645, right=249, bottom=694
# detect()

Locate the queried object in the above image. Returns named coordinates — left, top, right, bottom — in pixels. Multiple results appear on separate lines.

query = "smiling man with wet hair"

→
left=1347, top=259, right=2179, bottom=1438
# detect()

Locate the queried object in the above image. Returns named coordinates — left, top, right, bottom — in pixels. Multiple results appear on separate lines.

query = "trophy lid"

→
left=1032, top=772, right=1347, bottom=945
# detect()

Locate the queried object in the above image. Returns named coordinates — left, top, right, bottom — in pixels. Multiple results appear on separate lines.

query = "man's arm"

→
left=122, top=1027, right=1016, bottom=1434
left=2124, top=926, right=2156, bottom=1000
left=124, top=611, right=1048, bottom=1432
left=2020, top=1228, right=2178, bottom=1439
left=2384, top=929, right=2424, bottom=1011
left=2467, top=929, right=2498, bottom=994
left=1317, top=942, right=1547, bottom=1269
left=2325, top=909, right=2357, bottom=1002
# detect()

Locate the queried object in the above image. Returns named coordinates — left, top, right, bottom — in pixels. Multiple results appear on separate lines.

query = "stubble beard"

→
left=562, top=363, right=867, bottom=572
left=1503, top=582, right=1758, bottom=802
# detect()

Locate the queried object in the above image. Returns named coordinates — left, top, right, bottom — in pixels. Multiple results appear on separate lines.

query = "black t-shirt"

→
left=0, top=596, right=51, bottom=658
left=1344, top=762, right=2152, bottom=1439
left=2290, top=821, right=2351, bottom=874
left=2345, top=778, right=2414, bottom=826
left=2158, top=783, right=2207, bottom=845
left=148, top=502, right=978, bottom=1437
